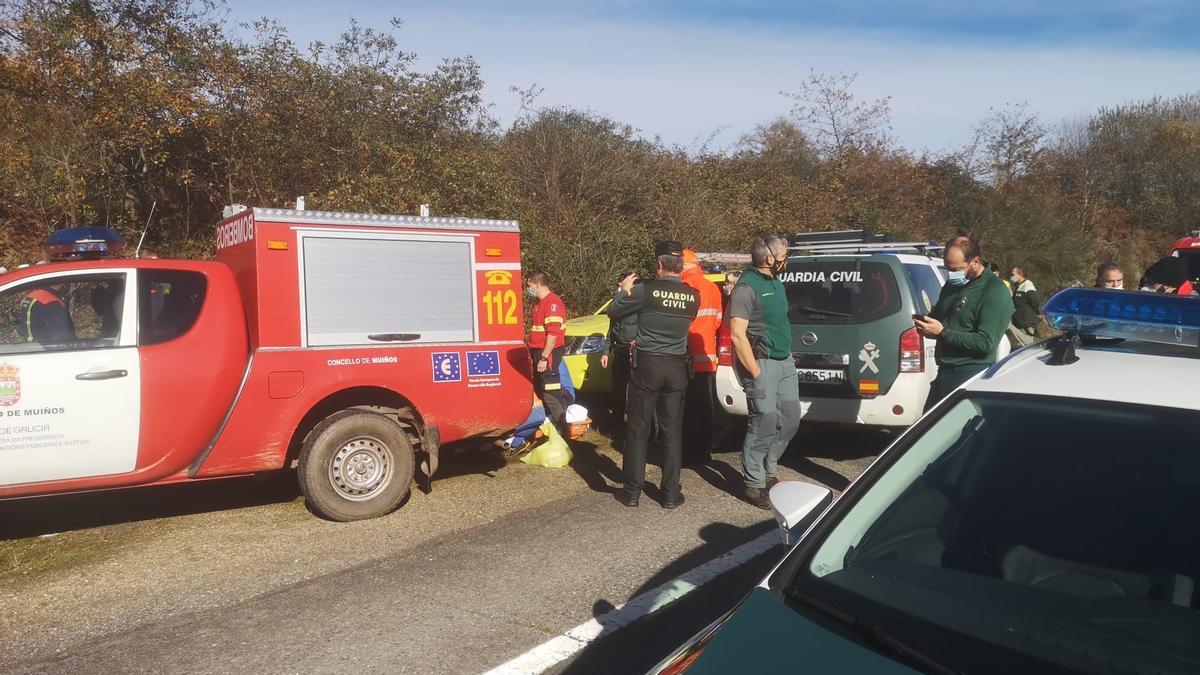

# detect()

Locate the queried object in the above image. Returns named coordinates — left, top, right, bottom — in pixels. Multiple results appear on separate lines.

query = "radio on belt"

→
left=0, top=205, right=532, bottom=522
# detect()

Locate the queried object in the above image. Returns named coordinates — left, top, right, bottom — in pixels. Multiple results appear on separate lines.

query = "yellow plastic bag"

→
left=520, top=420, right=573, bottom=468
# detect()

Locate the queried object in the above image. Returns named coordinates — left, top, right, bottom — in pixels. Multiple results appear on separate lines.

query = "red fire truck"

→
left=0, top=207, right=532, bottom=520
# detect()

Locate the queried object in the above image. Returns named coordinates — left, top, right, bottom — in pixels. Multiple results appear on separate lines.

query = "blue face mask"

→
left=947, top=270, right=967, bottom=286
left=526, top=287, right=538, bottom=299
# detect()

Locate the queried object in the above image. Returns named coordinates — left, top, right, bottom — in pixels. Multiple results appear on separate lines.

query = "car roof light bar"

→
left=1043, top=288, right=1200, bottom=348
left=44, top=226, right=126, bottom=261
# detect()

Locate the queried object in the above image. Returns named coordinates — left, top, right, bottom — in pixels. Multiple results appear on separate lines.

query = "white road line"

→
left=481, top=528, right=781, bottom=675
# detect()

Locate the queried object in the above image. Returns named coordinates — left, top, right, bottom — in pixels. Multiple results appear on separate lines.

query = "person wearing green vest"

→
left=915, top=235, right=1014, bottom=410
left=728, top=235, right=800, bottom=510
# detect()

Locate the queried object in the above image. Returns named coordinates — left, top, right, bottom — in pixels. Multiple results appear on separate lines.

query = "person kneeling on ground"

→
left=498, top=359, right=580, bottom=456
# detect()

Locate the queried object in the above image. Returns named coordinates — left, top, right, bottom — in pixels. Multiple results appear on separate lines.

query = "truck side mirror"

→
left=769, top=481, right=833, bottom=546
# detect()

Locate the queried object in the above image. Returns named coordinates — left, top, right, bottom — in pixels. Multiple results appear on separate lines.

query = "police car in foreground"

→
left=656, top=287, right=1200, bottom=674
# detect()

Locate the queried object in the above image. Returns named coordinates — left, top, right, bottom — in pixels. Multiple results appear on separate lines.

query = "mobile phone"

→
left=912, top=313, right=927, bottom=321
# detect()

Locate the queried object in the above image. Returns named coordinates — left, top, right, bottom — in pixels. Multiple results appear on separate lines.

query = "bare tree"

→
left=782, top=71, right=892, bottom=159
left=961, top=102, right=1047, bottom=188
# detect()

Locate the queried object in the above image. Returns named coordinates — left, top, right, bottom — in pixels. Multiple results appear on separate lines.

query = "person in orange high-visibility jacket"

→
left=680, top=249, right=724, bottom=465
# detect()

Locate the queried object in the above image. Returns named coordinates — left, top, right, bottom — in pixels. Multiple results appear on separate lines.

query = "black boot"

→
left=616, top=488, right=640, bottom=507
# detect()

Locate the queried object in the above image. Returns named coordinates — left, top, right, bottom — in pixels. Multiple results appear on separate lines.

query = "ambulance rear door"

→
left=0, top=268, right=141, bottom=487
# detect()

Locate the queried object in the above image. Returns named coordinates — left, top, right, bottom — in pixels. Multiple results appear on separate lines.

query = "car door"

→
left=0, top=269, right=140, bottom=486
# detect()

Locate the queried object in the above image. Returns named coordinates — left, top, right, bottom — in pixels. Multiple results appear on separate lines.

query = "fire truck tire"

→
left=298, top=410, right=415, bottom=521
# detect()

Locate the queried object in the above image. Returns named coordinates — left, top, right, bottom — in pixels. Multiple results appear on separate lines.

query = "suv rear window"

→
left=780, top=261, right=902, bottom=324
left=903, top=263, right=943, bottom=314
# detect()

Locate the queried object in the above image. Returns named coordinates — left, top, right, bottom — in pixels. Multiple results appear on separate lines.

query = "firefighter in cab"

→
left=608, top=240, right=699, bottom=509
left=19, top=288, right=73, bottom=344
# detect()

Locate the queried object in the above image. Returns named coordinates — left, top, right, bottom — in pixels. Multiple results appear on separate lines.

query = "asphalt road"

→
left=0, top=420, right=887, bottom=674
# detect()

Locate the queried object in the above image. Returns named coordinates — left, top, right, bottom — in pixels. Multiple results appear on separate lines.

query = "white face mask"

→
left=1010, top=275, right=1021, bottom=284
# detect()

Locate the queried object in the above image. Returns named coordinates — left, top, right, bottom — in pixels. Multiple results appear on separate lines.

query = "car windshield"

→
left=780, top=260, right=901, bottom=324
left=786, top=395, right=1200, bottom=674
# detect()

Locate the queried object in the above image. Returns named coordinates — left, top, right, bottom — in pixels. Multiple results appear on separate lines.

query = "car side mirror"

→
left=769, top=481, right=833, bottom=546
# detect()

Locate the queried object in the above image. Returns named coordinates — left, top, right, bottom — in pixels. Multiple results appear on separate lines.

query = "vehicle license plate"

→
left=796, top=368, right=845, bottom=384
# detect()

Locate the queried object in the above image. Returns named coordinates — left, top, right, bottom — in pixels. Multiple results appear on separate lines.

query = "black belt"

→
left=635, top=350, right=687, bottom=358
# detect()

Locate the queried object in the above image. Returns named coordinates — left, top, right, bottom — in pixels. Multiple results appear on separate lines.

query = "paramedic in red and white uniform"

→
left=525, top=271, right=570, bottom=434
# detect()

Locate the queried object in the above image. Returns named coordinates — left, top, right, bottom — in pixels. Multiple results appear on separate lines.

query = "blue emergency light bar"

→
left=44, top=226, right=126, bottom=260
left=1043, top=287, right=1200, bottom=347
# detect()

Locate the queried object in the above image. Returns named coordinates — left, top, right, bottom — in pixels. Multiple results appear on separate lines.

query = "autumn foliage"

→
left=1, top=1, right=1195, bottom=312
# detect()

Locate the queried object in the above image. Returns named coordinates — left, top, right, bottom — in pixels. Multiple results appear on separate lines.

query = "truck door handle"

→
left=75, top=369, right=128, bottom=381
left=367, top=333, right=421, bottom=342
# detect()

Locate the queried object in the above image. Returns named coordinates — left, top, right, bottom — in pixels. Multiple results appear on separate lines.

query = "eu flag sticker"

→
left=466, top=350, right=501, bottom=377
left=432, top=352, right=461, bottom=383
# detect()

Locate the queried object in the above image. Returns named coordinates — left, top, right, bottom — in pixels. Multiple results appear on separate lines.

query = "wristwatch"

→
left=538, top=356, right=549, bottom=362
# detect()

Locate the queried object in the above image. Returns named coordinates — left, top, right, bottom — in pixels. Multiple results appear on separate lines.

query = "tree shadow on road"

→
left=1, top=438, right=526, bottom=538
left=0, top=473, right=303, bottom=540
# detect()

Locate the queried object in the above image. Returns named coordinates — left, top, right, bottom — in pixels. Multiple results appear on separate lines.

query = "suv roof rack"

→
left=788, top=229, right=942, bottom=258
left=789, top=229, right=889, bottom=246
left=790, top=241, right=944, bottom=257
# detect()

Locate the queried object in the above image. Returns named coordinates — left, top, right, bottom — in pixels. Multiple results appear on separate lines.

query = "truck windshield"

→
left=1176, top=249, right=1200, bottom=283
left=780, top=261, right=901, bottom=324
left=786, top=395, right=1200, bottom=674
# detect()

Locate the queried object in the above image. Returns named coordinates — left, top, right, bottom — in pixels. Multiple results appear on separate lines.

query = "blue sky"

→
left=228, top=1, right=1200, bottom=153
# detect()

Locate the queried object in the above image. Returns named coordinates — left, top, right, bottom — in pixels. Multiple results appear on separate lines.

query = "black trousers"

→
left=623, top=351, right=688, bottom=498
left=682, top=370, right=716, bottom=462
left=608, top=344, right=632, bottom=431
left=530, top=347, right=569, bottom=433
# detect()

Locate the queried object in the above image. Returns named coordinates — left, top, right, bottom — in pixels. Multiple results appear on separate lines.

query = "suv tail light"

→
left=717, top=322, right=733, bottom=367
left=899, top=326, right=924, bottom=373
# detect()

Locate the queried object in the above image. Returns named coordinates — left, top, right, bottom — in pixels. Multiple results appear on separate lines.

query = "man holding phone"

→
left=914, top=235, right=1014, bottom=410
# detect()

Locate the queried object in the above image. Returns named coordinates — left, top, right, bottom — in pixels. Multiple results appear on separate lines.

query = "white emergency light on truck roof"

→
left=1043, top=287, right=1200, bottom=348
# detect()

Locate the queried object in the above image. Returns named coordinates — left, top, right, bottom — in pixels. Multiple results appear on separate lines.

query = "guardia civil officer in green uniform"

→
left=608, top=241, right=698, bottom=509
left=729, top=235, right=800, bottom=510
left=915, top=235, right=1014, bottom=410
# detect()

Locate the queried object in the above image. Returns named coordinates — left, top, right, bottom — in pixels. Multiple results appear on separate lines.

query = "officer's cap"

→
left=654, top=240, right=684, bottom=257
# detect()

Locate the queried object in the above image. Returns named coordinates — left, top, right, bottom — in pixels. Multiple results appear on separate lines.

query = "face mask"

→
left=771, top=258, right=787, bottom=274
left=526, top=287, right=538, bottom=299
left=947, top=270, right=967, bottom=286
left=1010, top=275, right=1020, bottom=283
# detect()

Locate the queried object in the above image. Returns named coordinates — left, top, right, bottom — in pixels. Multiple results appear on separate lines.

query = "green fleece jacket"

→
left=929, top=272, right=1014, bottom=367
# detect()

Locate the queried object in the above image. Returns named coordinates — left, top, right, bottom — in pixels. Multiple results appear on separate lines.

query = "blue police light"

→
left=1043, top=288, right=1200, bottom=347
left=44, top=227, right=126, bottom=261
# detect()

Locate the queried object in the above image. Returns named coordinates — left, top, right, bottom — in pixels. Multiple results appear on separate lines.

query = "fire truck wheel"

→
left=298, top=410, right=415, bottom=522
